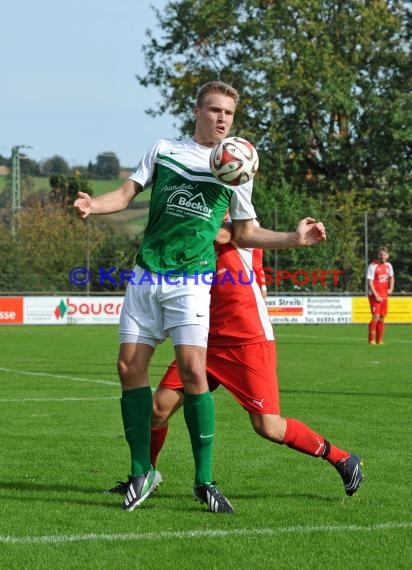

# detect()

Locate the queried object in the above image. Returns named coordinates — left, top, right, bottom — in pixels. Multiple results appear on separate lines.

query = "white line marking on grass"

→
left=0, top=397, right=119, bottom=403
left=1, top=522, right=410, bottom=545
left=0, top=367, right=118, bottom=387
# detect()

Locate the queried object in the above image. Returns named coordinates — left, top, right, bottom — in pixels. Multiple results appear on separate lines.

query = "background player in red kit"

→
left=108, top=223, right=364, bottom=502
left=367, top=247, right=395, bottom=345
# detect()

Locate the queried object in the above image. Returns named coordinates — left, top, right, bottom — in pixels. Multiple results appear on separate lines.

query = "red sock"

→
left=369, top=320, right=377, bottom=342
left=325, top=443, right=350, bottom=466
left=376, top=320, right=385, bottom=343
left=150, top=425, right=168, bottom=467
left=283, top=418, right=349, bottom=465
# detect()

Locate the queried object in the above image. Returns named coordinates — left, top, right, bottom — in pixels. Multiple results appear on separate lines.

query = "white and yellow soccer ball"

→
left=209, top=136, right=259, bottom=186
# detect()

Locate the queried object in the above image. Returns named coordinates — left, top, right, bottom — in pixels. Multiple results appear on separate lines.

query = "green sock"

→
left=183, top=391, right=215, bottom=486
left=120, top=387, right=152, bottom=476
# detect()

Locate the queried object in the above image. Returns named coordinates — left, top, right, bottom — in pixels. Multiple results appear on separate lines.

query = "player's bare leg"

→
left=152, top=387, right=184, bottom=428
left=151, top=387, right=183, bottom=466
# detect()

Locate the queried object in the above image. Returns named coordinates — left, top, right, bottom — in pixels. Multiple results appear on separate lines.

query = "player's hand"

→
left=375, top=294, right=383, bottom=302
left=295, top=217, right=326, bottom=246
left=215, top=222, right=233, bottom=245
left=74, top=191, right=92, bottom=219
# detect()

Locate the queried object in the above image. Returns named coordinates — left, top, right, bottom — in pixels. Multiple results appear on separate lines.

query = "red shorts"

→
left=158, top=341, right=280, bottom=415
left=368, top=295, right=388, bottom=317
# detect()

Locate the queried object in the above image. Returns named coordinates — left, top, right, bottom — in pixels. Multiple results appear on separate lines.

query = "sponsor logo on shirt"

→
left=165, top=189, right=212, bottom=220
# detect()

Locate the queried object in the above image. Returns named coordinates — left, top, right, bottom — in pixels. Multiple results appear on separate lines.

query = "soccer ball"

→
left=209, top=137, right=259, bottom=186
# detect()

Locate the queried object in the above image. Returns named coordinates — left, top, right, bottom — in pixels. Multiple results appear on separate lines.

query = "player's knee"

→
left=152, top=399, right=169, bottom=427
left=116, top=358, right=127, bottom=382
left=250, top=414, right=285, bottom=443
left=177, top=362, right=206, bottom=390
left=117, top=358, right=140, bottom=388
left=117, top=358, right=131, bottom=382
left=152, top=405, right=167, bottom=428
left=252, top=421, right=269, bottom=439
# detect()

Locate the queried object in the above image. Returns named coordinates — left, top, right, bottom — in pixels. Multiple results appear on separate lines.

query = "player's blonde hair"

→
left=196, top=81, right=240, bottom=108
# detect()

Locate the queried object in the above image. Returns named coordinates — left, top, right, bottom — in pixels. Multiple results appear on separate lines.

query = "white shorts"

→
left=119, top=265, right=211, bottom=348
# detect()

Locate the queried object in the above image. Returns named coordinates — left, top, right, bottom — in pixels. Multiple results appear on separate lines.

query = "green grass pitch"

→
left=0, top=324, right=411, bottom=569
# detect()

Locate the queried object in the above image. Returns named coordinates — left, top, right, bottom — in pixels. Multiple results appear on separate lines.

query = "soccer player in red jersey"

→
left=108, top=221, right=364, bottom=502
left=367, top=247, right=395, bottom=345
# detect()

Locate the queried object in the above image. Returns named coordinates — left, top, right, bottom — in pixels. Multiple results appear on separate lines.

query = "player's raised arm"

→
left=74, top=179, right=142, bottom=219
left=232, top=217, right=326, bottom=250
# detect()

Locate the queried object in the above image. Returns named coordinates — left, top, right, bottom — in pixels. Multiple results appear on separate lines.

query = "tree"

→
left=49, top=172, right=93, bottom=210
left=0, top=154, right=10, bottom=167
left=93, top=152, right=120, bottom=179
left=0, top=172, right=35, bottom=210
left=18, top=156, right=42, bottom=176
left=0, top=203, right=106, bottom=292
left=136, top=0, right=411, bottom=291
left=89, top=228, right=140, bottom=292
left=139, top=1, right=410, bottom=189
left=0, top=223, right=21, bottom=291
left=42, top=155, right=70, bottom=176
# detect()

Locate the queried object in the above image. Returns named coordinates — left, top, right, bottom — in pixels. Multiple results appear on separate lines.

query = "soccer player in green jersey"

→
left=74, top=81, right=326, bottom=514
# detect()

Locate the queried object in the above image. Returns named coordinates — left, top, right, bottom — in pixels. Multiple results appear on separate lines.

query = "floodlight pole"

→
left=11, top=144, right=36, bottom=236
left=274, top=208, right=278, bottom=294
left=364, top=210, right=369, bottom=295
left=11, top=146, right=21, bottom=237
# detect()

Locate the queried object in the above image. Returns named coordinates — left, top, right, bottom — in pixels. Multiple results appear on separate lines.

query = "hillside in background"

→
left=0, top=174, right=150, bottom=237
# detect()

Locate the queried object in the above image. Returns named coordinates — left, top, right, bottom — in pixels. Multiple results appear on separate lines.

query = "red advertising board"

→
left=0, top=297, right=24, bottom=324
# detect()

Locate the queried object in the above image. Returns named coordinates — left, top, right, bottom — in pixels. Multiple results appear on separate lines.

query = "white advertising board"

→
left=24, top=296, right=124, bottom=325
left=266, top=296, right=352, bottom=324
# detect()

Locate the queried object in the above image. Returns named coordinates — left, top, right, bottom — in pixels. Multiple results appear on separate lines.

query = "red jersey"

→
left=367, top=261, right=394, bottom=299
left=208, top=242, right=274, bottom=346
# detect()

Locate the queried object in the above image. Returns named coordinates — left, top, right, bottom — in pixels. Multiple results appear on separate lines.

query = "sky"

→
left=0, top=0, right=178, bottom=169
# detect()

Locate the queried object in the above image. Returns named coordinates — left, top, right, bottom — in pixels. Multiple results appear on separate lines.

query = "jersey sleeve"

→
left=129, top=139, right=164, bottom=190
left=388, top=263, right=394, bottom=277
left=228, top=180, right=256, bottom=220
left=366, top=263, right=377, bottom=280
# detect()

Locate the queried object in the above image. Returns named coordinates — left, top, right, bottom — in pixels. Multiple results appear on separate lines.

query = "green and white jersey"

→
left=129, top=138, right=256, bottom=275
